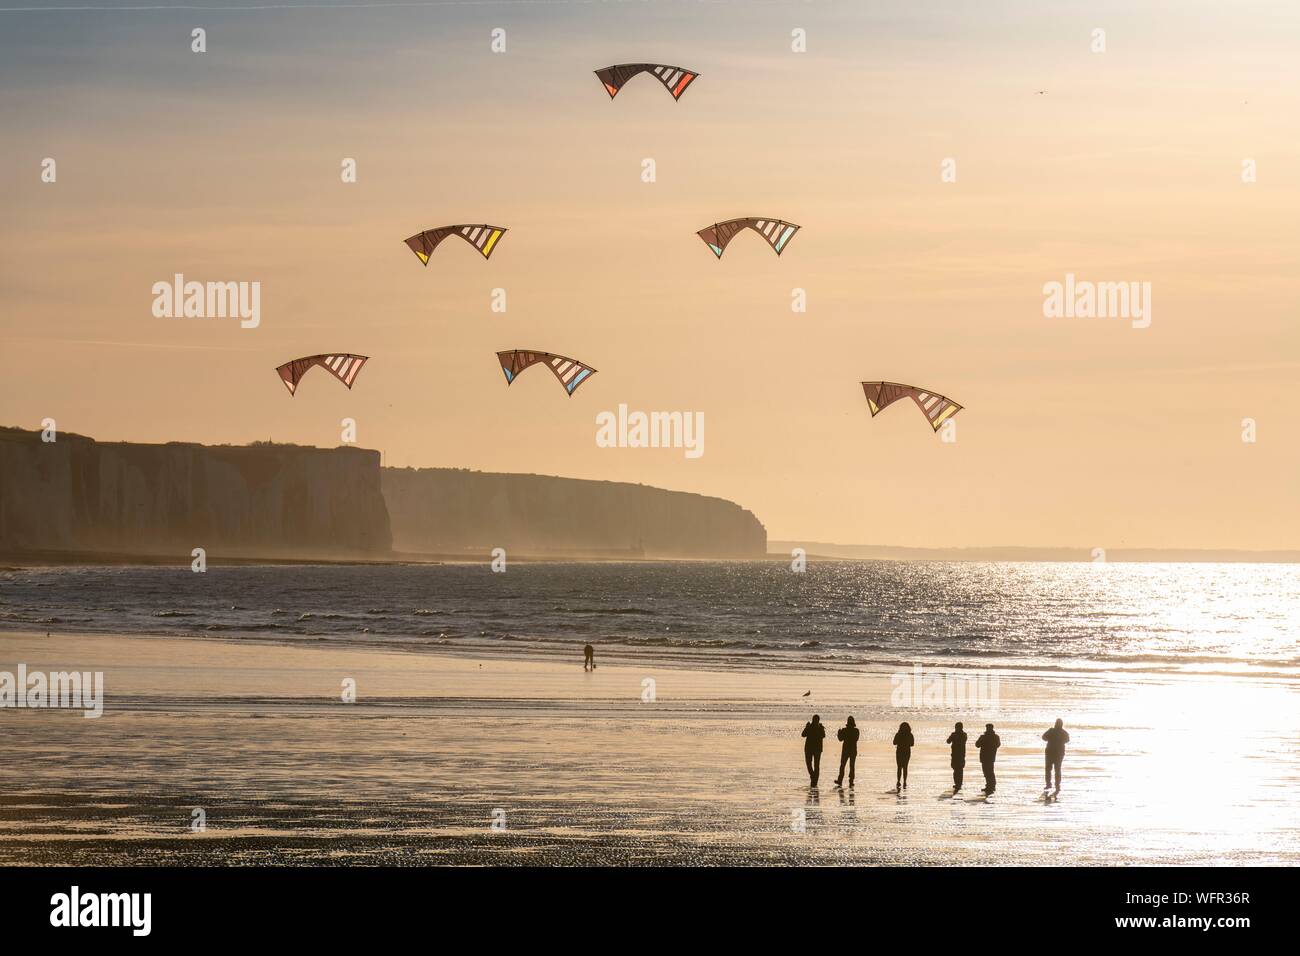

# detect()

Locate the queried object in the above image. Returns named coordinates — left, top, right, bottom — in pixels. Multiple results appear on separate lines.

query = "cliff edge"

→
left=0, top=427, right=391, bottom=559
left=381, top=467, right=767, bottom=558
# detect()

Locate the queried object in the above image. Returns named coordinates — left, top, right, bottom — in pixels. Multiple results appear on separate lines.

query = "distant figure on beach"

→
left=583, top=644, right=595, bottom=671
left=801, top=714, right=826, bottom=787
left=834, top=716, right=859, bottom=788
left=892, top=721, right=915, bottom=790
left=946, top=722, right=968, bottom=793
left=1042, top=718, right=1070, bottom=792
left=975, top=723, right=1000, bottom=794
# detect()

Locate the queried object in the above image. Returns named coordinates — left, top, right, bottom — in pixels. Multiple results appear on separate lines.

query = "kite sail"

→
left=404, top=224, right=507, bottom=265
left=595, top=63, right=699, bottom=101
left=276, top=354, right=368, bottom=396
left=697, top=218, right=800, bottom=258
left=861, top=382, right=962, bottom=433
left=497, top=349, right=596, bottom=397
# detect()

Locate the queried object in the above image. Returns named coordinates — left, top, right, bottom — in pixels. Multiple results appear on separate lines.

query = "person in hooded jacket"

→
left=1042, top=718, right=1070, bottom=793
left=834, top=716, right=859, bottom=788
left=892, top=721, right=915, bottom=791
left=801, top=714, right=826, bottom=786
left=946, top=721, right=968, bottom=794
left=975, top=723, right=1000, bottom=794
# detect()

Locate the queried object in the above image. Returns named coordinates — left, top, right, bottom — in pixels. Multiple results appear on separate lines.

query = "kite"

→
left=697, top=218, right=800, bottom=258
left=595, top=63, right=699, bottom=101
left=861, top=382, right=962, bottom=433
left=276, top=354, right=368, bottom=396
left=497, top=349, right=596, bottom=397
left=404, top=224, right=507, bottom=265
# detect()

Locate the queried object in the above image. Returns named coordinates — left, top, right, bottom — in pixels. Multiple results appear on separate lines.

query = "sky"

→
left=2, top=0, right=1299, bottom=549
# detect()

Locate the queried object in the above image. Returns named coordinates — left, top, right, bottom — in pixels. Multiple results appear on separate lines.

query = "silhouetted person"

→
left=1042, top=718, right=1069, bottom=792
left=801, top=714, right=826, bottom=787
left=834, top=716, right=859, bottom=788
left=975, top=723, right=1000, bottom=794
left=583, top=644, right=594, bottom=671
left=946, top=722, right=968, bottom=793
left=892, top=721, right=915, bottom=790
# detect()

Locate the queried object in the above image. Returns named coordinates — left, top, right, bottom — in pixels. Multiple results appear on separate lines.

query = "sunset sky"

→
left=2, top=0, right=1298, bottom=549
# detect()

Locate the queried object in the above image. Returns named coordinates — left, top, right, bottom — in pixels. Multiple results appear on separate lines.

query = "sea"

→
left=2, top=561, right=1296, bottom=679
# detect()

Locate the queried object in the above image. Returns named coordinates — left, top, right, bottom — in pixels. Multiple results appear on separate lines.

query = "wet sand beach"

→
left=1, top=631, right=1297, bottom=865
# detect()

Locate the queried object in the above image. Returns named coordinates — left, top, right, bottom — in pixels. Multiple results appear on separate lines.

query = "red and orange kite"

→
left=595, top=63, right=699, bottom=101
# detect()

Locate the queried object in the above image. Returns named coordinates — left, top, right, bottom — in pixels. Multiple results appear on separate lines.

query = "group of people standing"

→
left=801, top=715, right=1071, bottom=795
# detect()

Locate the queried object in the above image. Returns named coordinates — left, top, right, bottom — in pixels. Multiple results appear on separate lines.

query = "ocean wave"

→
left=551, top=605, right=658, bottom=616
left=202, top=622, right=287, bottom=632
left=617, top=635, right=755, bottom=649
left=932, top=646, right=1006, bottom=657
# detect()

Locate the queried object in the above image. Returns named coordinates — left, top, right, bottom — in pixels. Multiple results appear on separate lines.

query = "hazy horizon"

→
left=3, top=1, right=1299, bottom=550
